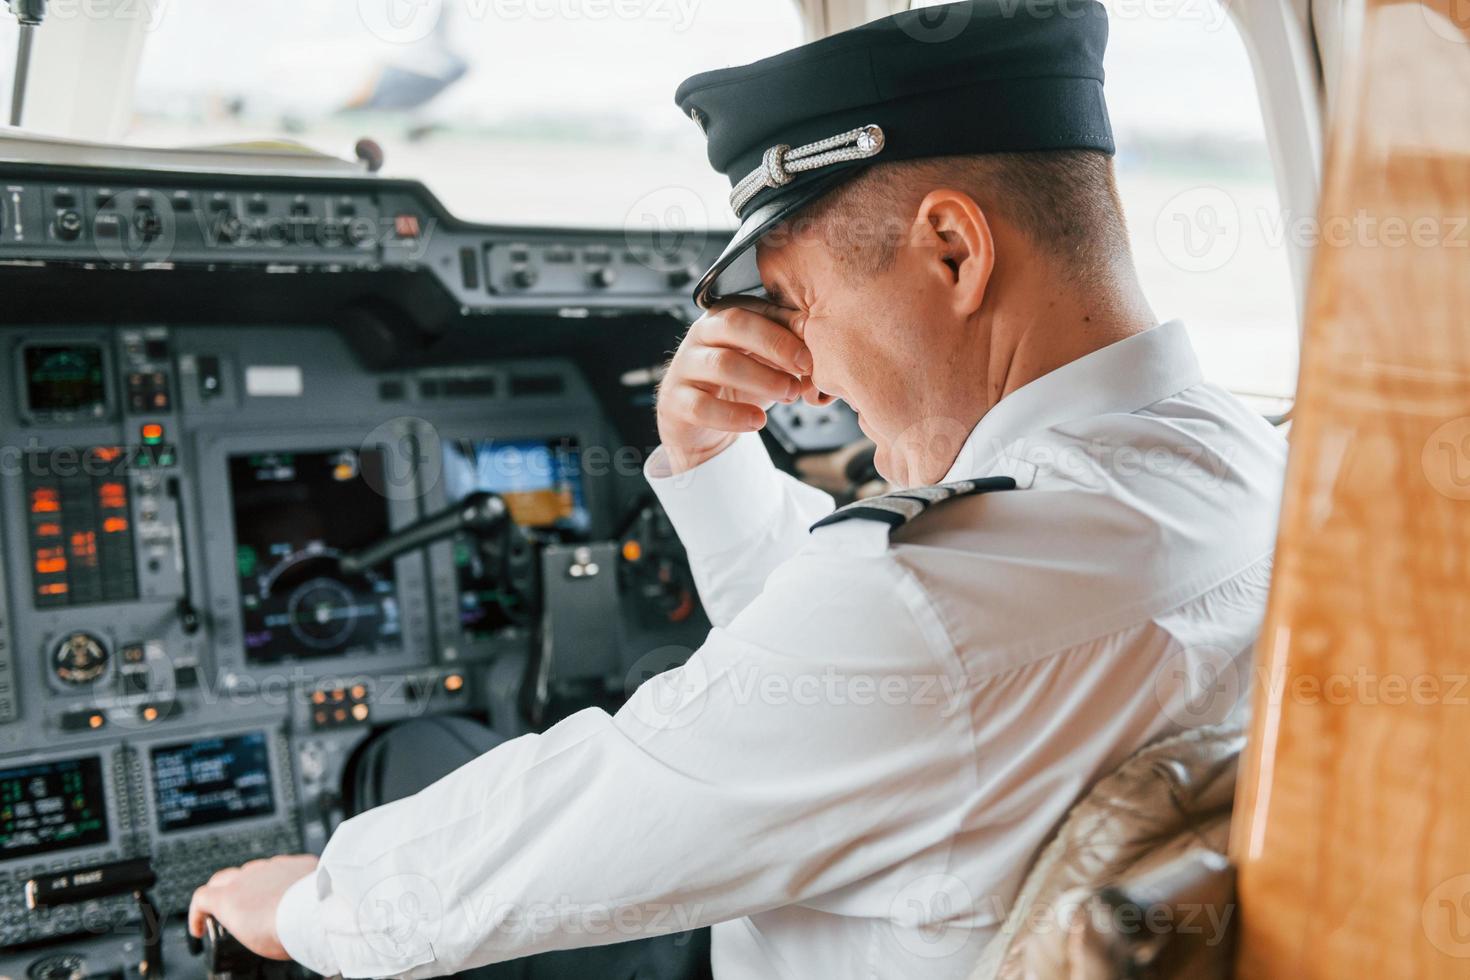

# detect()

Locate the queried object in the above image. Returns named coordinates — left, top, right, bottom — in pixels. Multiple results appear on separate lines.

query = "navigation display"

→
left=23, top=344, right=108, bottom=420
left=0, top=756, right=110, bottom=860
left=229, top=449, right=402, bottom=661
left=442, top=437, right=589, bottom=636
left=151, top=732, right=275, bottom=833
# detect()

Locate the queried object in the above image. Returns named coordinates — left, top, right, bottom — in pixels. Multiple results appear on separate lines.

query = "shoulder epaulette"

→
left=809, top=476, right=1017, bottom=534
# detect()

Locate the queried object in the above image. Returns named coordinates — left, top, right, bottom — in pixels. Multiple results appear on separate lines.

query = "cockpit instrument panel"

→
left=0, top=159, right=718, bottom=977
left=442, top=436, right=590, bottom=638
left=229, top=449, right=402, bottom=662
left=21, top=344, right=111, bottom=423
left=150, top=732, right=275, bottom=834
left=0, top=756, right=110, bottom=860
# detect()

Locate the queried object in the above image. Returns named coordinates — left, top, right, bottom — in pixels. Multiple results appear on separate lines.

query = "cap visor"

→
left=693, top=169, right=858, bottom=308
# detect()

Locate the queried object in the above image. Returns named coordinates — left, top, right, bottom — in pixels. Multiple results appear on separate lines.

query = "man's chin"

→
left=871, top=443, right=904, bottom=489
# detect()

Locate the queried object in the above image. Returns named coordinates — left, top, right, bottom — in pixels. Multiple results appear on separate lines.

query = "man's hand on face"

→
left=657, top=298, right=816, bottom=474
left=187, top=853, right=319, bottom=961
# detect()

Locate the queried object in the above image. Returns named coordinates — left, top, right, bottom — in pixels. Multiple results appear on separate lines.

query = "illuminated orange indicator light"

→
left=350, top=684, right=367, bottom=700
left=140, top=423, right=164, bottom=445
left=142, top=706, right=159, bottom=722
left=311, top=690, right=326, bottom=705
left=93, top=446, right=124, bottom=463
left=35, top=522, right=61, bottom=537
left=443, top=674, right=464, bottom=693
left=103, top=517, right=129, bottom=533
left=30, top=488, right=60, bottom=513
left=621, top=540, right=642, bottom=562
left=69, top=532, right=97, bottom=560
left=37, top=583, right=69, bottom=596
left=99, top=483, right=127, bottom=508
left=35, top=547, right=67, bottom=574
left=88, top=714, right=105, bottom=729
left=351, top=704, right=369, bottom=722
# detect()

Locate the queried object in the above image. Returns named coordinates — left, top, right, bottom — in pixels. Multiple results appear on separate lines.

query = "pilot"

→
left=189, top=1, right=1286, bottom=977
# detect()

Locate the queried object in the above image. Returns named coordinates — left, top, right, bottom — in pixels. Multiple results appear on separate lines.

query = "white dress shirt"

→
left=276, top=320, right=1286, bottom=979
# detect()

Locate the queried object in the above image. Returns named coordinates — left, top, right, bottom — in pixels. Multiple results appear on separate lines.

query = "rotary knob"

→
left=510, top=265, right=539, bottom=289
left=54, top=210, right=83, bottom=242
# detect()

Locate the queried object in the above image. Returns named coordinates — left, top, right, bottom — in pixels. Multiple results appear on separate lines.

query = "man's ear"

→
left=913, top=189, right=995, bottom=317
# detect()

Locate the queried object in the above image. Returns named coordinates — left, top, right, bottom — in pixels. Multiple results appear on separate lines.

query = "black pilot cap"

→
left=675, top=0, right=1114, bottom=308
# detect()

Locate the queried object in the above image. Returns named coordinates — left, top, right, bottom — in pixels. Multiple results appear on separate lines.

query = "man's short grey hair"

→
left=795, top=150, right=1134, bottom=285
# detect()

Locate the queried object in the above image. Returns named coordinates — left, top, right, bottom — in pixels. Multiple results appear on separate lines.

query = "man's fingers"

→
left=663, top=385, right=765, bottom=432
left=696, top=306, right=812, bottom=377
left=683, top=347, right=801, bottom=403
left=718, top=294, right=799, bottom=329
left=208, top=867, right=239, bottom=887
left=798, top=378, right=836, bottom=407
left=188, top=885, right=215, bottom=939
left=688, top=381, right=779, bottom=412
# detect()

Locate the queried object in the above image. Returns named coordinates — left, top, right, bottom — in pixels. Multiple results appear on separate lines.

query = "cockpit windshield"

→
left=126, top=0, right=805, bottom=229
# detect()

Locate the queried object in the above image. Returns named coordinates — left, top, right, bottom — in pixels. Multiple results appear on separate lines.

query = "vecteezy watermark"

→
left=622, top=646, right=707, bottom=731
left=362, top=417, right=443, bottom=502
left=1154, top=192, right=1470, bottom=273
left=1155, top=644, right=1243, bottom=728
left=357, top=873, right=445, bottom=963
left=889, top=873, right=978, bottom=959
left=34, top=0, right=170, bottom=29
left=93, top=189, right=179, bottom=265
left=943, top=0, right=1234, bottom=33
left=622, top=648, right=974, bottom=733
left=623, top=185, right=710, bottom=275
left=900, top=0, right=974, bottom=42
left=1259, top=208, right=1470, bottom=252
left=988, top=888, right=1237, bottom=947
left=1423, top=874, right=1470, bottom=958
left=1154, top=186, right=1242, bottom=273
left=1422, top=417, right=1470, bottom=500
left=356, top=0, right=703, bottom=45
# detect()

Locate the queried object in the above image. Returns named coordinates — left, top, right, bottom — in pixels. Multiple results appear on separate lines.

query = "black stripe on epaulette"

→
left=809, top=476, right=1017, bottom=533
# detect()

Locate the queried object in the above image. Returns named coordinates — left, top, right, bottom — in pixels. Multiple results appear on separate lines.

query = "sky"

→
left=126, top=0, right=1268, bottom=141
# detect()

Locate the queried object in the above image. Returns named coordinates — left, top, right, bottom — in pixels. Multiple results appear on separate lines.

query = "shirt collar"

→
left=941, top=320, right=1204, bottom=483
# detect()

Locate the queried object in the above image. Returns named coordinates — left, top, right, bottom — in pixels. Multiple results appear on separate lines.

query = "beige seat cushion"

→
left=972, top=723, right=1243, bottom=980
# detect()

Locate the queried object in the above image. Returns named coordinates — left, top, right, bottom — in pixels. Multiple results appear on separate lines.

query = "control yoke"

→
left=341, top=491, right=511, bottom=576
left=341, top=490, right=542, bottom=634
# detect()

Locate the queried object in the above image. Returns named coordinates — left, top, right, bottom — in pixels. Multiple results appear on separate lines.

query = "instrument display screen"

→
left=442, top=436, right=589, bottom=636
left=24, top=344, right=108, bottom=419
left=150, top=732, right=275, bottom=833
left=0, top=756, right=110, bottom=860
left=229, top=449, right=402, bottom=662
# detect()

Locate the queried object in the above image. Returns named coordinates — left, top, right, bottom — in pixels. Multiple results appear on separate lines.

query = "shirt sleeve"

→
left=644, top=432, right=834, bottom=626
left=275, top=546, right=973, bottom=979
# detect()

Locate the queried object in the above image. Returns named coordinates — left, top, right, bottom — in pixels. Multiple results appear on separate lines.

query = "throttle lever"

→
left=189, top=916, right=312, bottom=980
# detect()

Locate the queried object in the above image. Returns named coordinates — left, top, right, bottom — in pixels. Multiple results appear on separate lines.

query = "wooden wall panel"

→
left=1230, top=0, right=1470, bottom=976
